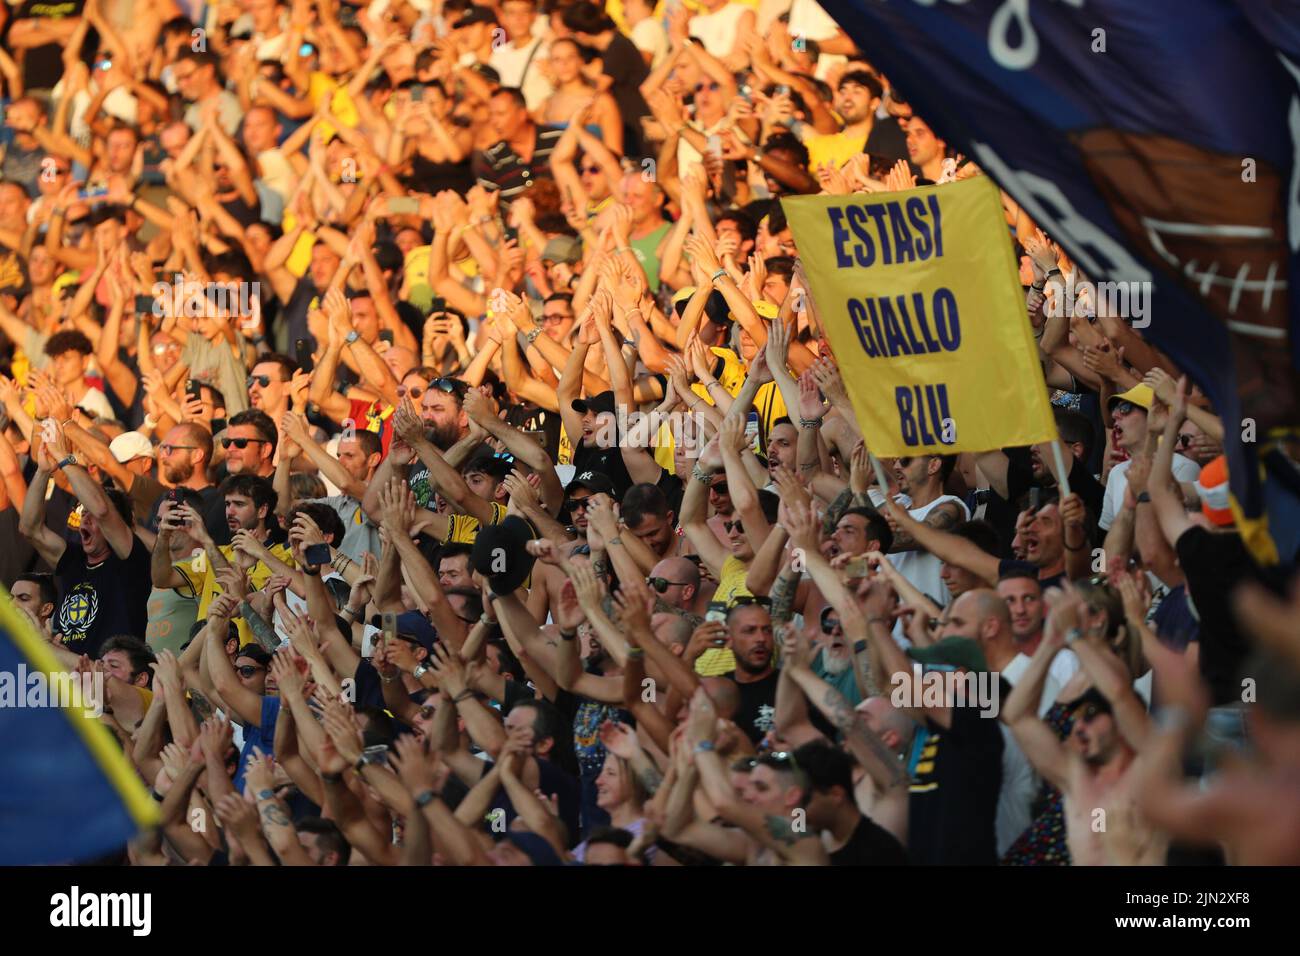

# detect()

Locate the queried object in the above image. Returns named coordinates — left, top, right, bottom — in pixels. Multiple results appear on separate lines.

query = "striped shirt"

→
left=471, top=124, right=565, bottom=203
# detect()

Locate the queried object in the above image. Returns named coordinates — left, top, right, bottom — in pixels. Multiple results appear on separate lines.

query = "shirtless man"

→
left=1003, top=583, right=1166, bottom=865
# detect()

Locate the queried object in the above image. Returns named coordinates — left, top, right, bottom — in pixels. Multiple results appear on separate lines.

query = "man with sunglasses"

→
left=1098, top=383, right=1200, bottom=533
left=647, top=556, right=701, bottom=614
left=220, top=409, right=277, bottom=479
left=247, top=354, right=296, bottom=424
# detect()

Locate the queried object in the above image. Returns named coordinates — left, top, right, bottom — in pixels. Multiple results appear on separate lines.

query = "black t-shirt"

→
left=864, top=115, right=910, bottom=164
left=599, top=34, right=650, bottom=153
left=906, top=694, right=1004, bottom=865
left=11, top=0, right=87, bottom=90
left=479, top=756, right=582, bottom=847
left=1176, top=528, right=1260, bottom=706
left=144, top=483, right=230, bottom=545
left=734, top=670, right=779, bottom=745
left=279, top=278, right=321, bottom=355
left=831, top=814, right=908, bottom=866
left=54, top=536, right=152, bottom=658
left=571, top=438, right=635, bottom=503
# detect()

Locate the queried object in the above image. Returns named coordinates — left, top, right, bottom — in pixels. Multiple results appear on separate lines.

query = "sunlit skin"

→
left=728, top=605, right=774, bottom=677
left=998, top=577, right=1045, bottom=646
left=223, top=424, right=274, bottom=476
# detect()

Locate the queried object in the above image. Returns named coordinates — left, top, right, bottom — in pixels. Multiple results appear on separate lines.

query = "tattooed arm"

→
left=769, top=566, right=801, bottom=627
left=886, top=499, right=964, bottom=553
left=247, top=752, right=314, bottom=865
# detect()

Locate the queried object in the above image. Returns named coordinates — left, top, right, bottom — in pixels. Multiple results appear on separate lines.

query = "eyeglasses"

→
left=567, top=496, right=593, bottom=512
left=222, top=436, right=271, bottom=449
left=579, top=165, right=601, bottom=175
left=247, top=374, right=272, bottom=388
left=397, top=384, right=425, bottom=399
left=694, top=81, right=720, bottom=93
left=1175, top=433, right=1194, bottom=448
left=709, top=482, right=728, bottom=496
left=236, top=664, right=264, bottom=678
left=541, top=312, right=572, bottom=323
left=159, top=442, right=196, bottom=454
left=646, top=576, right=690, bottom=594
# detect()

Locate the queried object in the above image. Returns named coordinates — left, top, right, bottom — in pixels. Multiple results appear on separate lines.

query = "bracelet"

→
left=150, top=788, right=165, bottom=802
left=414, top=789, right=440, bottom=808
left=55, top=454, right=77, bottom=470
left=852, top=639, right=868, bottom=654
left=525, top=327, right=543, bottom=345
left=558, top=627, right=578, bottom=641
left=322, top=771, right=344, bottom=784
left=693, top=740, right=716, bottom=753
left=691, top=465, right=713, bottom=484
left=704, top=380, right=722, bottom=391
left=1063, top=537, right=1087, bottom=551
left=1136, top=491, right=1151, bottom=504
left=709, top=267, right=728, bottom=283
left=866, top=616, right=889, bottom=627
left=380, top=668, right=401, bottom=684
left=625, top=647, right=645, bottom=659
left=608, top=535, right=623, bottom=547
left=451, top=689, right=476, bottom=703
left=798, top=416, right=825, bottom=428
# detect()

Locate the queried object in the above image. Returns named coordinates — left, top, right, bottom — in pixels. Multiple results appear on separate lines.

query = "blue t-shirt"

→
left=234, top=696, right=282, bottom=795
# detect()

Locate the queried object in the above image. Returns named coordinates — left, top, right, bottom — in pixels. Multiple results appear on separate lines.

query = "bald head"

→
left=941, top=588, right=1014, bottom=656
left=857, top=696, right=915, bottom=755
left=383, top=346, right=418, bottom=380
left=701, top=676, right=740, bottom=720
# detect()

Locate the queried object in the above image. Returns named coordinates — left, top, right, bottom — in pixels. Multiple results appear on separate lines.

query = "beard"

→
left=164, top=458, right=196, bottom=484
left=820, top=650, right=853, bottom=676
left=427, top=421, right=460, bottom=451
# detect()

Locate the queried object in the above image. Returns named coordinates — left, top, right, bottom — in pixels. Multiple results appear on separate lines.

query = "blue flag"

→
left=0, top=593, right=157, bottom=864
left=817, top=0, right=1300, bottom=563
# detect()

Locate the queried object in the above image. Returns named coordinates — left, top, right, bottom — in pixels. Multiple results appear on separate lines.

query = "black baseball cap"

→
left=566, top=470, right=615, bottom=496
left=571, top=390, right=616, bottom=416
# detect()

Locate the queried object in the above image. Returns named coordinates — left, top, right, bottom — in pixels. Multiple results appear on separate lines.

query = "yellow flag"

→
left=783, top=177, right=1057, bottom=456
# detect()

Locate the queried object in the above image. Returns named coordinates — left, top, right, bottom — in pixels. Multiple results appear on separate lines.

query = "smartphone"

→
left=186, top=379, right=203, bottom=403
left=1028, top=487, right=1042, bottom=514
left=410, top=84, right=425, bottom=102
left=429, top=295, right=446, bottom=315
left=739, top=84, right=753, bottom=102
left=295, top=337, right=314, bottom=374
left=134, top=294, right=154, bottom=315
left=305, top=542, right=331, bottom=567
left=705, top=605, right=727, bottom=625
left=77, top=185, right=108, bottom=201
left=387, top=197, right=420, bottom=215
left=840, top=558, right=871, bottom=578
left=745, top=411, right=760, bottom=453
left=381, top=611, right=397, bottom=646
left=502, top=224, right=519, bottom=244
left=379, top=330, right=394, bottom=345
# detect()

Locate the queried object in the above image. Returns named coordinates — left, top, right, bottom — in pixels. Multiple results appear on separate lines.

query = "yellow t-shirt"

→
left=307, top=73, right=360, bottom=138
left=694, top=555, right=753, bottom=676
left=805, top=131, right=867, bottom=173
left=443, top=501, right=508, bottom=545
left=196, top=543, right=298, bottom=647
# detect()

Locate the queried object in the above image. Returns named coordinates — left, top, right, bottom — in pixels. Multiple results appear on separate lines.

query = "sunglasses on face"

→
left=396, top=384, right=425, bottom=399
left=709, top=482, right=729, bottom=496
left=762, top=750, right=800, bottom=772
left=247, top=374, right=272, bottom=388
left=1113, top=401, right=1138, bottom=417
left=1175, top=433, right=1194, bottom=448
left=236, top=664, right=264, bottom=678
left=567, top=496, right=593, bottom=512
left=723, top=519, right=744, bottom=534
left=222, top=436, right=271, bottom=449
left=647, top=576, right=690, bottom=593
left=695, top=81, right=720, bottom=93
left=579, top=165, right=601, bottom=175
left=820, top=608, right=842, bottom=634
left=896, top=457, right=913, bottom=467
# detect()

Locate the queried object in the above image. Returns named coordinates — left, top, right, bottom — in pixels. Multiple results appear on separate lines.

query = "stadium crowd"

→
left=2, top=0, right=1299, bottom=867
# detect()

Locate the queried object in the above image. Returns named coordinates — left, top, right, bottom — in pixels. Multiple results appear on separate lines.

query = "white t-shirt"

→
left=688, top=3, right=749, bottom=59
left=489, top=37, right=554, bottom=112
left=1000, top=651, right=1062, bottom=718
left=1099, top=453, right=1201, bottom=530
left=887, top=493, right=970, bottom=610
left=630, top=18, right=670, bottom=69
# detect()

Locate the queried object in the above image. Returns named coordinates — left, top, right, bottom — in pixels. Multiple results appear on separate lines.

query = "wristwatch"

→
left=558, top=627, right=578, bottom=641
left=413, top=662, right=433, bottom=680
left=1136, top=491, right=1151, bottom=504
left=693, top=740, right=716, bottom=753
left=525, top=327, right=543, bottom=345
left=55, top=454, right=77, bottom=470
left=344, top=330, right=360, bottom=345
left=414, top=789, right=441, bottom=808
left=256, top=788, right=277, bottom=802
left=1064, top=627, right=1084, bottom=646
